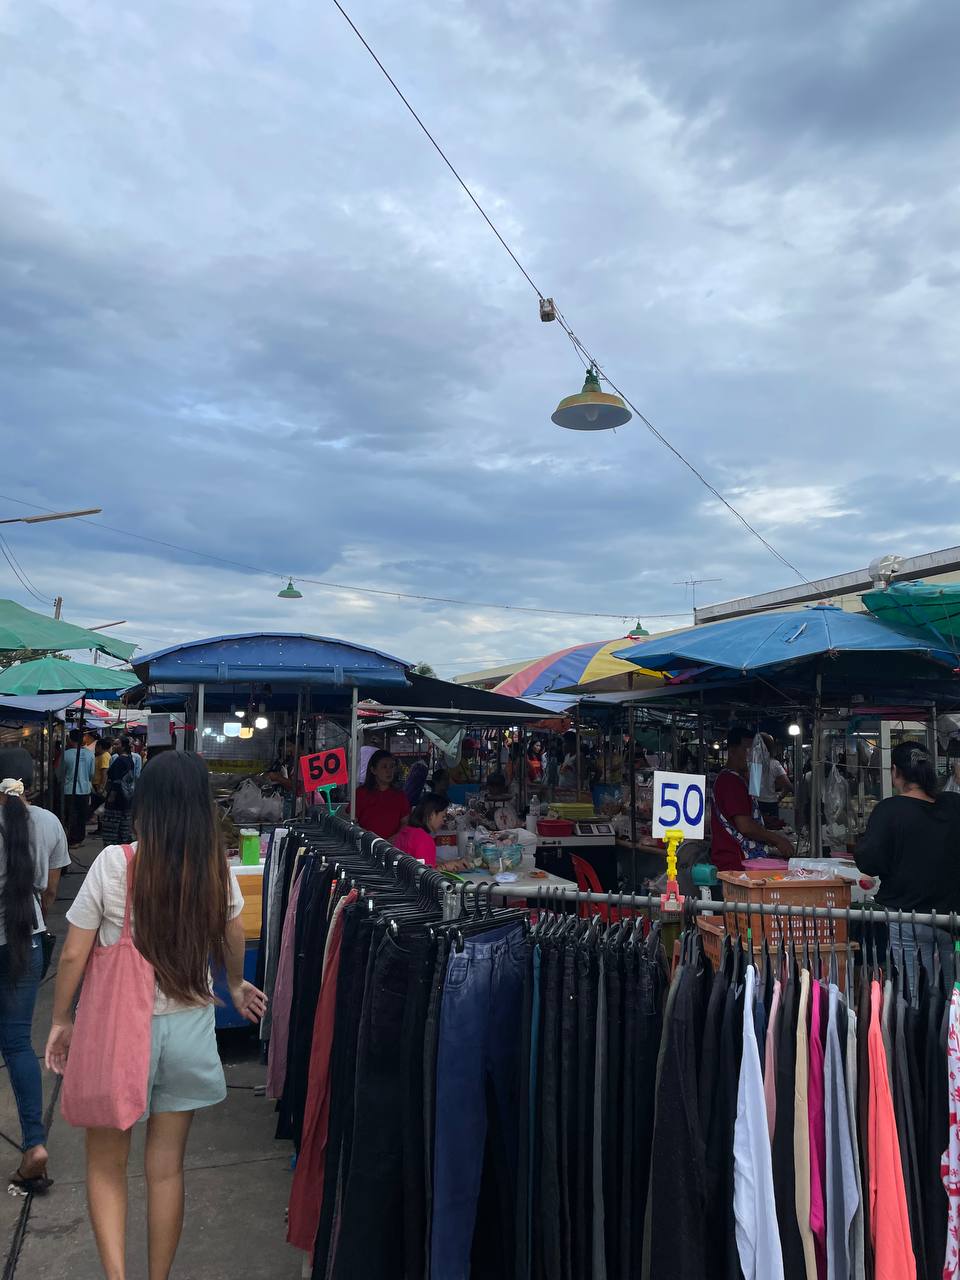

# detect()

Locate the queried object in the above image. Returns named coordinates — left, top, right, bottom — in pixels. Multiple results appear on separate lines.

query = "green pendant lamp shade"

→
left=551, top=367, right=632, bottom=432
left=278, top=579, right=303, bottom=600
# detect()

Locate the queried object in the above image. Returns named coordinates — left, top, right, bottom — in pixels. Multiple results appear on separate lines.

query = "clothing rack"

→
left=319, top=814, right=960, bottom=931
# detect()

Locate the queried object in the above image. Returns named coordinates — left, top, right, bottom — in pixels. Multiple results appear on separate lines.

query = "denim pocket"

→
left=444, top=954, right=471, bottom=989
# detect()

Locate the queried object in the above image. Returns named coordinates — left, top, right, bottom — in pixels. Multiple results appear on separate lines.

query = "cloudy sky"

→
left=2, top=0, right=958, bottom=677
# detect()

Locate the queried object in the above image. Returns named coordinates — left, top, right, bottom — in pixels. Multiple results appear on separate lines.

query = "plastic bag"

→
left=231, top=779, right=267, bottom=823
left=944, top=763, right=960, bottom=794
left=749, top=735, right=769, bottom=798
left=823, top=764, right=848, bottom=826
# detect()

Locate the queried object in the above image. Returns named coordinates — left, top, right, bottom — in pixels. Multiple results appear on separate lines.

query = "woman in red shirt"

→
left=355, top=750, right=410, bottom=839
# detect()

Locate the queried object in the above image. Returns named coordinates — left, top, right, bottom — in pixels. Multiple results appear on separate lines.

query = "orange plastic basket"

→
left=718, top=870, right=850, bottom=948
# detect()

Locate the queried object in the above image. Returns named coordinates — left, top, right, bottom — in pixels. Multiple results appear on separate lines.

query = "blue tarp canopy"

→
left=614, top=605, right=957, bottom=676
left=134, top=633, right=411, bottom=689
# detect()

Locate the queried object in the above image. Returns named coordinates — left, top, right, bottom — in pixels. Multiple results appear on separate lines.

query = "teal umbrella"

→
left=0, top=599, right=135, bottom=660
left=0, top=656, right=139, bottom=696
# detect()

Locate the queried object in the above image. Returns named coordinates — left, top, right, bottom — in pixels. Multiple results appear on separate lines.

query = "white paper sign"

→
left=652, top=771, right=706, bottom=840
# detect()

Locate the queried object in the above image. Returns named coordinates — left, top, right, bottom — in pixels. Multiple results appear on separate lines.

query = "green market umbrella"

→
left=861, top=581, right=960, bottom=655
left=0, top=599, right=135, bottom=661
left=0, top=657, right=139, bottom=696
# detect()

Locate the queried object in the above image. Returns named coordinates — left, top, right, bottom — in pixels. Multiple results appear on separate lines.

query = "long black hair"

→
left=891, top=740, right=939, bottom=799
left=408, top=794, right=448, bottom=832
left=0, top=783, right=36, bottom=983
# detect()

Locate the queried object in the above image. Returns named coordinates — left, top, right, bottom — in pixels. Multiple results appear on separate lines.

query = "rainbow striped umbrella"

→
left=494, top=637, right=663, bottom=699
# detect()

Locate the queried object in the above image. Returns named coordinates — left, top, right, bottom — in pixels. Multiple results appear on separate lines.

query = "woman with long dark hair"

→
left=45, top=752, right=267, bottom=1280
left=354, top=749, right=410, bottom=839
left=0, top=750, right=70, bottom=1191
left=856, top=739, right=960, bottom=988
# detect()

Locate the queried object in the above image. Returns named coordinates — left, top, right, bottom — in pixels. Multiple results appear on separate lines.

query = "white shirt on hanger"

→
left=734, top=964, right=785, bottom=1280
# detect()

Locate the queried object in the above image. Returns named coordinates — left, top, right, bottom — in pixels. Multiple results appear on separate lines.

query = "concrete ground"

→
left=0, top=832, right=304, bottom=1279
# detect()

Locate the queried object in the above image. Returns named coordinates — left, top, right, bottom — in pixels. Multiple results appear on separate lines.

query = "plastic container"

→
left=239, top=829, right=261, bottom=866
left=479, top=842, right=523, bottom=871
left=537, top=819, right=575, bottom=837
left=719, top=870, right=850, bottom=947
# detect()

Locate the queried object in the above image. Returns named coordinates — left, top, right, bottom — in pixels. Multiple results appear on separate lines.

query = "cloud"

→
left=0, top=0, right=958, bottom=673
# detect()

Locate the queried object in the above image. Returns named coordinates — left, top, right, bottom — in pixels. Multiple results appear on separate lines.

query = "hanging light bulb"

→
left=278, top=578, right=303, bottom=599
left=788, top=723, right=802, bottom=737
left=234, top=707, right=245, bottom=719
left=223, top=721, right=241, bottom=738
left=239, top=725, right=254, bottom=740
left=551, top=366, right=631, bottom=432
left=255, top=715, right=269, bottom=730
left=215, top=734, right=226, bottom=744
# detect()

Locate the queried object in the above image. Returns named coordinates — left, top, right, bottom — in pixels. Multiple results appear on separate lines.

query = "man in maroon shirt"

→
left=711, top=726, right=795, bottom=873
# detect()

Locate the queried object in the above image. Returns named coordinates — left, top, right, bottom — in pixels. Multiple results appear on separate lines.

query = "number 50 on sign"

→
left=652, top=771, right=706, bottom=840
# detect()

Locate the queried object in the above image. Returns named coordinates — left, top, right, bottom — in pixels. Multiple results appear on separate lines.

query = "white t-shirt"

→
left=67, top=843, right=244, bottom=1016
left=0, top=805, right=71, bottom=943
left=759, top=759, right=788, bottom=804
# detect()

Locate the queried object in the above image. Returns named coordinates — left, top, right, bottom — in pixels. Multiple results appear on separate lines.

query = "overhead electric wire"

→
left=329, top=0, right=807, bottom=585
left=0, top=492, right=673, bottom=622
left=0, top=533, right=52, bottom=606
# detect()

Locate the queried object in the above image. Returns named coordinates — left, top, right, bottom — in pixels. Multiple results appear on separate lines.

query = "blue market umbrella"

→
left=613, top=605, right=958, bottom=678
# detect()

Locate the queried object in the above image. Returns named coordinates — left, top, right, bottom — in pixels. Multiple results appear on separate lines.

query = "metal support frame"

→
left=348, top=686, right=359, bottom=820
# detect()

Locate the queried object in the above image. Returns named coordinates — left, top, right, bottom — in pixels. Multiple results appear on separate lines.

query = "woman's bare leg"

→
left=86, top=1126, right=133, bottom=1280
left=144, top=1111, right=194, bottom=1280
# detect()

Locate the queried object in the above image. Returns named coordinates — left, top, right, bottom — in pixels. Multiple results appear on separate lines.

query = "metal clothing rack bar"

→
left=470, top=883, right=960, bottom=933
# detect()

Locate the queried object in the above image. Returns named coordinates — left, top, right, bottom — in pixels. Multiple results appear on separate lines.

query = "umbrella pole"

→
left=628, top=704, right=637, bottom=880
left=575, top=706, right=582, bottom=798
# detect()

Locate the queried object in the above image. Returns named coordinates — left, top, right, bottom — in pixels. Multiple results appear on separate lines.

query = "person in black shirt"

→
left=855, top=739, right=960, bottom=989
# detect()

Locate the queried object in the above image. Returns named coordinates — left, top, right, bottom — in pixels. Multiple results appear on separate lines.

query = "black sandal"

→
left=9, top=1166, right=52, bottom=1195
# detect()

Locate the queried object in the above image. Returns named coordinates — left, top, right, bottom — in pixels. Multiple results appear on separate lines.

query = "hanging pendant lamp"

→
left=551, top=366, right=631, bottom=431
left=278, top=579, right=303, bottom=599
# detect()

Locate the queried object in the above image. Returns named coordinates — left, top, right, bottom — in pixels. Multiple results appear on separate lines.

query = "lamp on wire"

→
left=278, top=578, right=303, bottom=599
left=788, top=723, right=802, bottom=737
left=551, top=366, right=631, bottom=432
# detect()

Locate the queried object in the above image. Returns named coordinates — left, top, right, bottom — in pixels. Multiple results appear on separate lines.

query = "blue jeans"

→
left=0, top=940, right=44, bottom=1150
left=431, top=922, right=526, bottom=1280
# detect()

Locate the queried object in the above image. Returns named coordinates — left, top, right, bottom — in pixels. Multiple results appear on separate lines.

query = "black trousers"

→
left=535, top=940, right=563, bottom=1280
left=330, top=929, right=434, bottom=1280
left=63, top=794, right=88, bottom=845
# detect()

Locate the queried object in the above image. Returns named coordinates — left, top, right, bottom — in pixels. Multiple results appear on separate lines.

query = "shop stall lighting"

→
left=223, top=721, right=241, bottom=738
left=239, top=725, right=254, bottom=740
left=234, top=708, right=245, bottom=718
left=788, top=723, right=802, bottom=736
left=215, top=734, right=225, bottom=744
left=278, top=578, right=303, bottom=599
left=551, top=365, right=631, bottom=432
left=255, top=716, right=269, bottom=730
left=202, top=726, right=213, bottom=736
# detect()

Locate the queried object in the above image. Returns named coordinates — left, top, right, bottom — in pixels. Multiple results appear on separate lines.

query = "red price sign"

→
left=299, top=749, right=349, bottom=792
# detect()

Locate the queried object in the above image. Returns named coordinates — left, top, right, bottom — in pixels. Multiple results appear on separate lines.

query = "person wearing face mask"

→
left=354, top=750, right=411, bottom=840
left=855, top=740, right=960, bottom=988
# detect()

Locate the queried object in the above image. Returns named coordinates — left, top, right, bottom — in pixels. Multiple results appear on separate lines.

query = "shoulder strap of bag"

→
left=121, top=844, right=136, bottom=939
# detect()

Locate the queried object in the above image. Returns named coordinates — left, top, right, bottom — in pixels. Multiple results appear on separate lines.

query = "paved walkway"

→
left=0, top=834, right=303, bottom=1278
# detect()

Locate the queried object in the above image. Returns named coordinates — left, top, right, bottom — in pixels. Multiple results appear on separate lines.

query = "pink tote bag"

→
left=61, top=845, right=156, bottom=1130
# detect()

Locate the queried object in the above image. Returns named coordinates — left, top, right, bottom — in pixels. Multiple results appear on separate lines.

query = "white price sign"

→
left=652, top=771, right=706, bottom=840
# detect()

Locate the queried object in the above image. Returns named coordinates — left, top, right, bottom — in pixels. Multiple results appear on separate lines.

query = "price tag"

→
left=299, top=749, right=349, bottom=792
left=652, top=771, right=706, bottom=840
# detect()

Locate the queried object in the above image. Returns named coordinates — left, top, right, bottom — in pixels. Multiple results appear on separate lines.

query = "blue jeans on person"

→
left=431, top=922, right=526, bottom=1280
left=0, top=940, right=45, bottom=1151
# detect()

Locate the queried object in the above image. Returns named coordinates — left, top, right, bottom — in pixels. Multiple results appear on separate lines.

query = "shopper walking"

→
left=59, top=727, right=95, bottom=848
left=0, top=750, right=70, bottom=1192
left=100, top=736, right=136, bottom=846
left=45, top=751, right=267, bottom=1280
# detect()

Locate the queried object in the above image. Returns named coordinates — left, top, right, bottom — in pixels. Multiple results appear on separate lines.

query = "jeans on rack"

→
left=0, top=942, right=44, bottom=1150
left=558, top=941, right=578, bottom=1280
left=515, top=937, right=537, bottom=1280
left=431, top=922, right=526, bottom=1280
left=575, top=942, right=598, bottom=1280
left=889, top=921, right=955, bottom=997
left=536, top=939, right=563, bottom=1280
left=423, top=932, right=452, bottom=1272
left=331, top=928, right=433, bottom=1280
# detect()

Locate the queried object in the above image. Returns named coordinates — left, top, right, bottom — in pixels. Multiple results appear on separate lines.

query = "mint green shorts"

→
left=143, top=1005, right=226, bottom=1116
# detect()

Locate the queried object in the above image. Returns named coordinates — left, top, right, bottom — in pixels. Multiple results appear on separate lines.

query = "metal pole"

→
left=628, top=703, right=637, bottom=889
left=196, top=682, right=205, bottom=753
left=293, top=686, right=304, bottom=819
left=575, top=705, right=582, bottom=798
left=810, top=672, right=823, bottom=855
left=348, top=686, right=359, bottom=820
